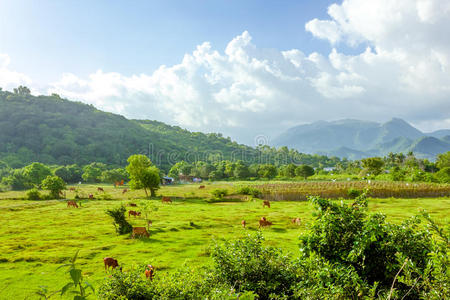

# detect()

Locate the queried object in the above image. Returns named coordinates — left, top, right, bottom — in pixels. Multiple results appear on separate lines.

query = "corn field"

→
left=256, top=181, right=450, bottom=201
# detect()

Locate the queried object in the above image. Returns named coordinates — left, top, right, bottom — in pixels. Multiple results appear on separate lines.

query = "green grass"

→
left=0, top=182, right=449, bottom=299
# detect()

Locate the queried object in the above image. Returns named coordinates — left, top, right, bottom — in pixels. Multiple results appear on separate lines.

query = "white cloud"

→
left=0, top=53, right=32, bottom=90
left=3, top=0, right=450, bottom=144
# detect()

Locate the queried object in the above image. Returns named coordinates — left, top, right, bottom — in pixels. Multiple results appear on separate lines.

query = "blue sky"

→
left=0, top=0, right=449, bottom=144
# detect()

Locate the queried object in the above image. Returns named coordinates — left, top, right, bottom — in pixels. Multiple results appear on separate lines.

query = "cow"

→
left=259, top=218, right=273, bottom=228
left=128, top=210, right=141, bottom=218
left=88, top=194, right=94, bottom=199
left=162, top=196, right=172, bottom=204
left=97, top=187, right=104, bottom=192
left=103, top=257, right=119, bottom=271
left=122, top=188, right=128, bottom=194
left=241, top=220, right=246, bottom=228
left=68, top=187, right=76, bottom=191
left=292, top=217, right=301, bottom=225
left=132, top=227, right=149, bottom=238
left=67, top=200, right=78, bottom=208
left=145, top=265, right=155, bottom=280
left=129, top=203, right=137, bottom=207
left=262, top=200, right=271, bottom=208
left=199, top=185, right=205, bottom=189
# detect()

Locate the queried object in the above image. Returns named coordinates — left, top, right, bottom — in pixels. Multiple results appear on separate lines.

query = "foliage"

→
left=54, top=165, right=82, bottom=184
left=295, top=164, right=315, bottom=179
left=126, top=155, right=160, bottom=197
left=347, top=188, right=361, bottom=199
left=22, top=162, right=52, bottom=186
left=211, top=188, right=228, bottom=199
left=105, top=206, right=132, bottom=235
left=238, top=186, right=261, bottom=197
left=257, top=164, right=278, bottom=179
left=435, top=167, right=450, bottom=183
left=436, top=151, right=450, bottom=169
left=100, top=168, right=129, bottom=183
left=82, top=163, right=106, bottom=183
left=26, top=188, right=42, bottom=200
left=41, top=175, right=66, bottom=199
left=361, top=157, right=385, bottom=175
left=57, top=250, right=95, bottom=300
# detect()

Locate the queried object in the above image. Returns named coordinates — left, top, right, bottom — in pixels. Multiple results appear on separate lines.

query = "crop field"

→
left=0, top=182, right=449, bottom=299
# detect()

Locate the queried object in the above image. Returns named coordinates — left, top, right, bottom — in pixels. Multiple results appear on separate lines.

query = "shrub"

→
left=105, top=206, right=132, bottom=235
left=238, top=186, right=261, bottom=197
left=41, top=175, right=66, bottom=199
left=26, top=188, right=41, bottom=200
left=347, top=188, right=361, bottom=199
left=211, top=188, right=228, bottom=199
left=435, top=167, right=450, bottom=183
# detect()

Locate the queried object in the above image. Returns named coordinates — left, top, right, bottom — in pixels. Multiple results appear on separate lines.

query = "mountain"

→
left=273, top=118, right=449, bottom=160
left=0, top=90, right=338, bottom=170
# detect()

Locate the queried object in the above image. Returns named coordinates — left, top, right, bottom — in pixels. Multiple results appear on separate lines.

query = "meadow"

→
left=0, top=182, right=449, bottom=299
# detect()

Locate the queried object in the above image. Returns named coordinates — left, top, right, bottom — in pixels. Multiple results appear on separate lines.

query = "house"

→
left=162, top=176, right=174, bottom=185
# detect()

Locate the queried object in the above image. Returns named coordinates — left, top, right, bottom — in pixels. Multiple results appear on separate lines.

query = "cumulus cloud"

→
left=0, top=54, right=32, bottom=90
left=3, top=0, right=450, bottom=144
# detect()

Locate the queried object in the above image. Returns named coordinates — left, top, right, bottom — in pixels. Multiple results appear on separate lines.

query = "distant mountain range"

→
left=272, top=118, right=450, bottom=160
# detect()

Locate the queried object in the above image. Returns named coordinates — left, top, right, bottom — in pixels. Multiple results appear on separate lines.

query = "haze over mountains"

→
left=272, top=118, right=450, bottom=160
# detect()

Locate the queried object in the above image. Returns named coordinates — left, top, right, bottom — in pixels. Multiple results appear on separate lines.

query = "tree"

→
left=100, top=168, right=129, bottom=183
left=22, top=162, right=52, bottom=186
left=281, top=164, right=297, bottom=178
left=258, top=164, right=277, bottom=179
left=126, top=155, right=160, bottom=197
left=295, top=164, right=315, bottom=179
left=13, top=85, right=31, bottom=96
left=54, top=164, right=83, bottom=184
left=82, top=162, right=106, bottom=183
left=436, top=151, right=450, bottom=170
left=233, top=161, right=250, bottom=179
left=361, top=157, right=384, bottom=176
left=41, top=175, right=66, bottom=199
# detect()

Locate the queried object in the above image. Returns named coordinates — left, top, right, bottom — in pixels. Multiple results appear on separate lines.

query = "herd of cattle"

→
left=64, top=185, right=303, bottom=280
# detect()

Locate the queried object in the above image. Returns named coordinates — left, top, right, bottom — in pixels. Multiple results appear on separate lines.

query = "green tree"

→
left=258, top=164, right=277, bottom=179
left=13, top=85, right=31, bottom=96
left=436, top=151, right=450, bottom=170
left=233, top=160, right=250, bottom=179
left=126, top=155, right=160, bottom=197
left=361, top=157, right=385, bottom=176
left=41, top=175, right=66, bottom=199
left=295, top=164, right=315, bottom=179
left=100, top=168, right=129, bottom=183
left=54, top=164, right=83, bottom=184
left=82, top=163, right=106, bottom=183
left=22, top=162, right=52, bottom=186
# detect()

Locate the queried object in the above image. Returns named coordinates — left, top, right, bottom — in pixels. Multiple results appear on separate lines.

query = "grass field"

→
left=0, top=182, right=449, bottom=299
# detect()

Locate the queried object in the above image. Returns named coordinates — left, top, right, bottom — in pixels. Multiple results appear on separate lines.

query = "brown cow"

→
left=68, top=187, right=76, bottom=191
left=132, top=227, right=149, bottom=238
left=145, top=265, right=155, bottom=280
left=162, top=196, right=172, bottom=204
left=199, top=185, right=205, bottom=189
left=129, top=203, right=137, bottom=207
left=262, top=200, right=270, bottom=208
left=103, top=257, right=119, bottom=271
left=259, top=217, right=273, bottom=228
left=241, top=220, right=246, bottom=228
left=122, top=188, right=128, bottom=194
left=128, top=210, right=141, bottom=218
left=67, top=200, right=78, bottom=208
left=292, top=217, right=301, bottom=225
left=88, top=194, right=94, bottom=199
left=97, top=187, right=104, bottom=192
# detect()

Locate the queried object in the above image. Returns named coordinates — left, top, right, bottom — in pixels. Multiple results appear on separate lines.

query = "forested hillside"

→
left=0, top=89, right=339, bottom=171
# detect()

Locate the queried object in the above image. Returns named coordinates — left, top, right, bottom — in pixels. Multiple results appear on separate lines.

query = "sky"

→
left=1, top=0, right=449, bottom=145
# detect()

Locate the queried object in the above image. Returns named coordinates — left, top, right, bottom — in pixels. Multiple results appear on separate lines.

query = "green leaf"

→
left=56, top=263, right=72, bottom=270
left=72, top=249, right=80, bottom=264
left=70, top=268, right=82, bottom=285
left=74, top=296, right=87, bottom=300
left=84, top=281, right=95, bottom=293
left=60, top=282, right=73, bottom=295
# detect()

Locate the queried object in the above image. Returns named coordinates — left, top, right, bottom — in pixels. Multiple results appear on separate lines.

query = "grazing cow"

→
left=262, top=200, right=270, bottom=208
left=147, top=220, right=153, bottom=227
left=103, top=257, right=119, bottom=271
left=69, top=187, right=76, bottom=191
left=88, top=194, right=94, bottom=199
left=145, top=265, right=155, bottom=280
left=199, top=185, right=205, bottom=189
left=97, top=187, right=104, bottom=192
left=128, top=210, right=141, bottom=218
left=241, top=220, right=246, bottom=228
left=122, top=188, right=128, bottom=194
left=132, top=227, right=149, bottom=238
left=67, top=200, right=78, bottom=208
left=162, top=196, right=172, bottom=204
left=292, top=217, right=301, bottom=225
left=259, top=218, right=273, bottom=228
left=129, top=203, right=137, bottom=207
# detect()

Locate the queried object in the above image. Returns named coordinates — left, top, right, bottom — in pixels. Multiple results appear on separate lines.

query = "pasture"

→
left=0, top=182, right=449, bottom=299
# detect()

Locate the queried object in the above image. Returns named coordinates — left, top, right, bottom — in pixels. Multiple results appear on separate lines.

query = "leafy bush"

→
left=238, top=186, right=261, bottom=197
left=435, top=167, right=450, bottom=183
left=347, top=188, right=361, bottom=199
left=105, top=206, right=132, bottom=235
left=41, top=175, right=66, bottom=199
left=26, top=188, right=41, bottom=200
left=211, top=188, right=228, bottom=199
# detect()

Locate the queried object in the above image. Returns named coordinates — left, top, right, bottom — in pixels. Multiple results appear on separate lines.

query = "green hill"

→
left=0, top=89, right=338, bottom=170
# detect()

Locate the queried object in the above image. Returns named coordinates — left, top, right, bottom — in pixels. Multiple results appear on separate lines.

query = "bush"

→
left=347, top=188, right=361, bottom=199
left=435, top=167, right=450, bottom=183
left=211, top=188, right=228, bottom=199
left=26, top=188, right=41, bottom=200
left=41, top=175, right=66, bottom=199
left=238, top=186, right=261, bottom=197
left=105, top=206, right=132, bottom=235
